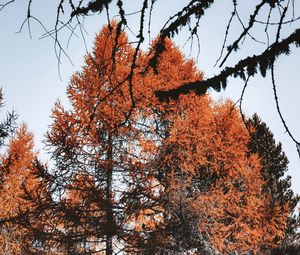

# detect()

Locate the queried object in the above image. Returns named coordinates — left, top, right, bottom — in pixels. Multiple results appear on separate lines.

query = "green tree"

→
left=248, top=113, right=299, bottom=252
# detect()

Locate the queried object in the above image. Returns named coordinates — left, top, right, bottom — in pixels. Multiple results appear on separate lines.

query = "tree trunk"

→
left=106, top=133, right=113, bottom=255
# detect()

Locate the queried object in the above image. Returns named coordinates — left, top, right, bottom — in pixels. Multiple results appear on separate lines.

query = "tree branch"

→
left=155, top=28, right=300, bottom=101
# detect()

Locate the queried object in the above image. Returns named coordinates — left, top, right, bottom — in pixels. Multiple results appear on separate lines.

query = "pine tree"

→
left=248, top=113, right=299, bottom=253
left=0, top=89, right=16, bottom=147
left=248, top=114, right=296, bottom=207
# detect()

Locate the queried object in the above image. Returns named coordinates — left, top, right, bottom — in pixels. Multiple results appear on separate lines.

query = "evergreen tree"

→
left=248, top=113, right=299, bottom=253
left=0, top=89, right=16, bottom=147
left=248, top=114, right=297, bottom=207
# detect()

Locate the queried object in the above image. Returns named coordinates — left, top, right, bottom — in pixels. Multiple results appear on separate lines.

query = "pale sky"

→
left=0, top=1, right=299, bottom=195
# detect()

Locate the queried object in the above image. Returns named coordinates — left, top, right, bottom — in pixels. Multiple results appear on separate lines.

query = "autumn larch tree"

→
left=120, top=38, right=295, bottom=254
left=40, top=22, right=205, bottom=255
left=128, top=97, right=293, bottom=255
left=43, top=22, right=140, bottom=255
left=15, top=23, right=299, bottom=255
left=112, top=34, right=294, bottom=254
left=0, top=124, right=43, bottom=254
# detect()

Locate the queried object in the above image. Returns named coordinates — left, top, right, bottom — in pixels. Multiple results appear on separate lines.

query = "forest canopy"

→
left=0, top=23, right=299, bottom=255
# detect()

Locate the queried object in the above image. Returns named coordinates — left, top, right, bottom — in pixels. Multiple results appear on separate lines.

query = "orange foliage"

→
left=126, top=38, right=290, bottom=254
left=146, top=96, right=290, bottom=253
left=0, top=124, right=40, bottom=254
left=46, top=22, right=139, bottom=254
left=44, top=22, right=291, bottom=255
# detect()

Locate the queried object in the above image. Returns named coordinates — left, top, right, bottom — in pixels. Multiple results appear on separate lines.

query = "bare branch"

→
left=219, top=0, right=269, bottom=67
left=0, top=0, right=14, bottom=11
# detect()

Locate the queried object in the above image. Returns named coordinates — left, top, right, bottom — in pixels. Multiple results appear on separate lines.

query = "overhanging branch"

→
left=155, top=28, right=300, bottom=101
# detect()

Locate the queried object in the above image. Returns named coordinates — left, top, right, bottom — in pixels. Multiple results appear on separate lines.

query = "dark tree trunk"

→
left=106, top=133, right=113, bottom=255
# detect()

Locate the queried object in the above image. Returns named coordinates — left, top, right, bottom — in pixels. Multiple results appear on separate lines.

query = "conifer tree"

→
left=129, top=99, right=291, bottom=255
left=0, top=124, right=42, bottom=254
left=40, top=24, right=206, bottom=254
left=248, top=114, right=296, bottom=205
left=19, top=24, right=297, bottom=255
left=120, top=39, right=292, bottom=255
left=0, top=89, right=16, bottom=147
left=248, top=114, right=299, bottom=252
left=43, top=22, right=141, bottom=254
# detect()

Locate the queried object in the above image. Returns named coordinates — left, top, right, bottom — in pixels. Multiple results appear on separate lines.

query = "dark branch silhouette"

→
left=155, top=28, right=300, bottom=100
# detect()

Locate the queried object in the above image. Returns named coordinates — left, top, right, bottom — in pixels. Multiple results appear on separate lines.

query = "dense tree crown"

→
left=0, top=23, right=299, bottom=255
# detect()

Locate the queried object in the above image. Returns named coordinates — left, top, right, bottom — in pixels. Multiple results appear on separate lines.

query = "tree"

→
left=40, top=22, right=137, bottom=255
left=0, top=89, right=16, bottom=147
left=0, top=0, right=299, bottom=149
left=247, top=114, right=300, bottom=253
left=128, top=99, right=292, bottom=255
left=34, top=23, right=205, bottom=255
left=129, top=109, right=299, bottom=255
left=5, top=23, right=298, bottom=255
left=0, top=89, right=18, bottom=253
left=0, top=124, right=43, bottom=254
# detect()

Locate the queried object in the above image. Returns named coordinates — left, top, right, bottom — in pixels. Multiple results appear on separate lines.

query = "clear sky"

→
left=0, top=0, right=299, bottom=194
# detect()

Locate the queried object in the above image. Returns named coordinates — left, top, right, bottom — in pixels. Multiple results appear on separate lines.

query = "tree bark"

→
left=106, top=133, right=113, bottom=255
